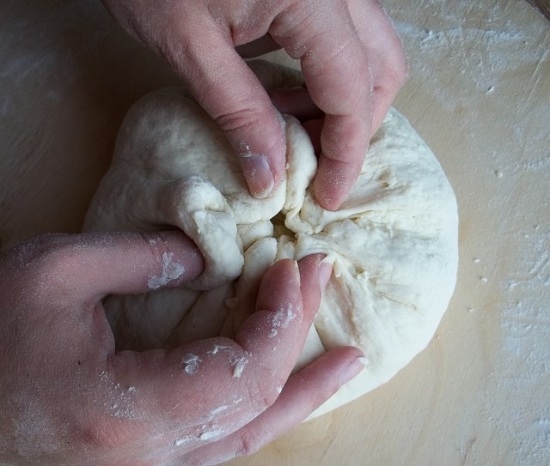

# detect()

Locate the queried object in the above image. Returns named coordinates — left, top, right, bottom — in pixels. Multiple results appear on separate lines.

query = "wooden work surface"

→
left=1, top=1, right=548, bottom=465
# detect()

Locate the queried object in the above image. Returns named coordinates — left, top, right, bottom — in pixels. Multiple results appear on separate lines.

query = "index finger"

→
left=270, top=2, right=373, bottom=210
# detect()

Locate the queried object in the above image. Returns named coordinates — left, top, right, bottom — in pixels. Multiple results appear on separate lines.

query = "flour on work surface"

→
left=495, top=224, right=549, bottom=464
left=84, top=67, right=459, bottom=416
left=388, top=3, right=550, bottom=458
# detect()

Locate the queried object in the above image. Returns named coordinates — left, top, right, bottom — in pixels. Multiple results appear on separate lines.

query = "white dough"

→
left=84, top=72, right=458, bottom=416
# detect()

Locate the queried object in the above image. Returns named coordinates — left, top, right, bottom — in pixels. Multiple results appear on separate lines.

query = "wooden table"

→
left=1, top=1, right=548, bottom=465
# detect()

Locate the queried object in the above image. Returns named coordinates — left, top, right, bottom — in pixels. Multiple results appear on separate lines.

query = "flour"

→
left=388, top=13, right=549, bottom=461
left=393, top=16, right=549, bottom=112
left=209, top=405, right=231, bottom=418
left=477, top=208, right=549, bottom=463
left=207, top=344, right=234, bottom=355
left=205, top=344, right=249, bottom=378
left=147, top=251, right=186, bottom=290
left=10, top=398, right=64, bottom=459
left=174, top=437, right=193, bottom=447
left=198, top=426, right=225, bottom=442
left=94, top=371, right=140, bottom=423
left=231, top=355, right=248, bottom=379
left=270, top=305, right=297, bottom=329
left=181, top=354, right=201, bottom=375
left=174, top=424, right=226, bottom=447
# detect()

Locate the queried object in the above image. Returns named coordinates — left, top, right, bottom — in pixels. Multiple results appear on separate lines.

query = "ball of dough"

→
left=84, top=74, right=458, bottom=417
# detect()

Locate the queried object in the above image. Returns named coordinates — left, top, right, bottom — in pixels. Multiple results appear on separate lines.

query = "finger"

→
left=183, top=347, right=365, bottom=465
left=270, top=87, right=324, bottom=154
left=166, top=18, right=286, bottom=199
left=18, top=231, right=204, bottom=303
left=296, top=254, right=332, bottom=339
left=270, top=2, right=373, bottom=210
left=108, top=257, right=328, bottom=444
left=236, top=254, right=331, bottom=374
left=302, top=119, right=323, bottom=154
left=348, top=0, right=408, bottom=133
left=233, top=258, right=305, bottom=375
left=270, top=87, right=324, bottom=121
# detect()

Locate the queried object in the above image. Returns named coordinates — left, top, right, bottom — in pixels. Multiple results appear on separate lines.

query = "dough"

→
left=84, top=66, right=458, bottom=417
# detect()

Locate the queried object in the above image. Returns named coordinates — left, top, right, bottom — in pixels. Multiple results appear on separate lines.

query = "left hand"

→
left=0, top=231, right=363, bottom=465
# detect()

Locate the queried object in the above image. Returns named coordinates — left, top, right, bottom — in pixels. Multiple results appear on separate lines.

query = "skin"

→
left=101, top=0, right=407, bottom=210
left=0, top=231, right=364, bottom=465
left=1, top=2, right=406, bottom=462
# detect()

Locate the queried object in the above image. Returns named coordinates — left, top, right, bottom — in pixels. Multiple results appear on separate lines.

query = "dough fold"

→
left=84, top=69, right=458, bottom=416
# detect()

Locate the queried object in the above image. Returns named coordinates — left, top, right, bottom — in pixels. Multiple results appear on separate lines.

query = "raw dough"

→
left=84, top=67, right=458, bottom=416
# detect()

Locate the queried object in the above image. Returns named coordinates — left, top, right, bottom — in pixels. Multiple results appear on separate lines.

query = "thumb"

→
left=169, top=20, right=286, bottom=199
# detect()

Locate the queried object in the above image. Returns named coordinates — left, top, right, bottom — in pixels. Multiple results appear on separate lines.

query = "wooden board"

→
left=527, top=0, right=550, bottom=19
left=0, top=1, right=548, bottom=464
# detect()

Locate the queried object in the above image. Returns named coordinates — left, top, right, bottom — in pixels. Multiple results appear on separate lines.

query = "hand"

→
left=0, top=232, right=363, bottom=465
left=101, top=0, right=407, bottom=210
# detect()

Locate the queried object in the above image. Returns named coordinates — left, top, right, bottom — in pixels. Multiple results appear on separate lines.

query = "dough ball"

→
left=84, top=67, right=458, bottom=417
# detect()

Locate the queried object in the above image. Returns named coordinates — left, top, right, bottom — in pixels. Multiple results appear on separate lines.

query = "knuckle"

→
left=78, top=413, right=129, bottom=450
left=376, top=48, right=408, bottom=94
left=214, top=106, right=267, bottom=139
left=235, top=426, right=264, bottom=458
left=246, top=368, right=283, bottom=412
left=261, top=385, right=281, bottom=409
left=390, top=50, right=409, bottom=87
left=380, top=37, right=409, bottom=89
left=269, top=3, right=310, bottom=54
left=76, top=373, right=142, bottom=450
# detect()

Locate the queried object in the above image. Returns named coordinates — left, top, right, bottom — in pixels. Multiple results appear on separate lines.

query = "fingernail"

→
left=318, top=256, right=334, bottom=289
left=240, top=153, right=275, bottom=198
left=340, top=356, right=367, bottom=384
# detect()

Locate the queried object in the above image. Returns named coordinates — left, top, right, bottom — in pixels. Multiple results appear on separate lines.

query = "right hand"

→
left=101, top=0, right=407, bottom=210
